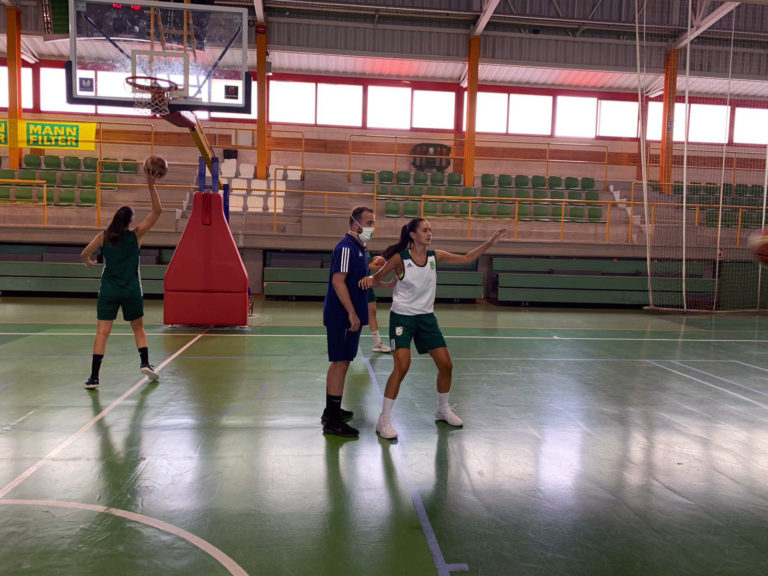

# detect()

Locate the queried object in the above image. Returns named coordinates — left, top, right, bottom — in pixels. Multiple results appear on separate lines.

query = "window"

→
left=464, top=92, right=508, bottom=133
left=40, top=68, right=95, bottom=113
left=317, top=83, right=362, bottom=127
left=508, top=94, right=552, bottom=135
left=646, top=102, right=687, bottom=141
left=734, top=107, right=768, bottom=145
left=367, top=86, right=411, bottom=129
left=412, top=90, right=455, bottom=130
left=269, top=81, right=316, bottom=124
left=688, top=103, right=729, bottom=144
left=0, top=66, right=34, bottom=109
left=555, top=96, right=597, bottom=138
left=597, top=100, right=639, bottom=138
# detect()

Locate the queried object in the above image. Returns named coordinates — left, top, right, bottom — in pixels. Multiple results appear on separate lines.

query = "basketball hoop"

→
left=125, top=76, right=179, bottom=116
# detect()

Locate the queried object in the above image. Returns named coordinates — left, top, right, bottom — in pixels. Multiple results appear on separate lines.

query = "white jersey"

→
left=391, top=250, right=437, bottom=316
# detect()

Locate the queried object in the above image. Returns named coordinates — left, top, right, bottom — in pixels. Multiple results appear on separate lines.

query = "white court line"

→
left=3, top=331, right=768, bottom=343
left=0, top=330, right=208, bottom=500
left=0, top=499, right=248, bottom=576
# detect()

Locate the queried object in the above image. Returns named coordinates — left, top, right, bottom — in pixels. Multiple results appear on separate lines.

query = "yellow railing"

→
left=0, top=178, right=49, bottom=225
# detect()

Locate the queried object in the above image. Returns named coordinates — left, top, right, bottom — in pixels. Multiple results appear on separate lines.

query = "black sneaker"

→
left=321, top=408, right=353, bottom=424
left=140, top=363, right=159, bottom=381
left=323, top=420, right=359, bottom=438
left=84, top=377, right=99, bottom=390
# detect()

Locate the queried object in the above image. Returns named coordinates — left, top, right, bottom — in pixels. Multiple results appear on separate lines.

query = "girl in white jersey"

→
left=360, top=218, right=505, bottom=440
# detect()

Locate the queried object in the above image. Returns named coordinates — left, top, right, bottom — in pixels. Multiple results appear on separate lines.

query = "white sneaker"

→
left=435, top=405, right=463, bottom=427
left=376, top=413, right=398, bottom=440
left=372, top=341, right=391, bottom=353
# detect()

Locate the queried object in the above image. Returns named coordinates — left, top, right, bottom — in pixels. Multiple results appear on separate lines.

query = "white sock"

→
left=371, top=330, right=382, bottom=345
left=382, top=397, right=395, bottom=418
left=438, top=392, right=450, bottom=410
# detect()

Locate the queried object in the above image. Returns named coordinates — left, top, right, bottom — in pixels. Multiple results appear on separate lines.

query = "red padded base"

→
left=164, top=291, right=248, bottom=326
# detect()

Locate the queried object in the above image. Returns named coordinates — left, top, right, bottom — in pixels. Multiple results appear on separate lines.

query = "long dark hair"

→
left=383, top=217, right=425, bottom=260
left=105, top=206, right=134, bottom=246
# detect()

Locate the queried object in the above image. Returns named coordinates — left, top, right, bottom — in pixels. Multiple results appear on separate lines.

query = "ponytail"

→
left=383, top=217, right=425, bottom=260
left=105, top=206, right=134, bottom=246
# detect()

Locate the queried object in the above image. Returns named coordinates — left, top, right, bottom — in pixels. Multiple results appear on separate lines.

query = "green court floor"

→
left=2, top=297, right=768, bottom=575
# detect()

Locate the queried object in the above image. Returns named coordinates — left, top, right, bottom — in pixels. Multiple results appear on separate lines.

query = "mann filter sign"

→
left=0, top=120, right=96, bottom=150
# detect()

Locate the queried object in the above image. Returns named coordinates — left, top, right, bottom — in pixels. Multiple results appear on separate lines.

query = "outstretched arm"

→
left=359, top=253, right=403, bottom=290
left=435, top=228, right=506, bottom=266
left=81, top=231, right=104, bottom=266
left=134, top=173, right=163, bottom=244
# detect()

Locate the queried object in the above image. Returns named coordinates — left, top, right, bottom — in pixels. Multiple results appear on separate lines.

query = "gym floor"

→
left=1, top=297, right=768, bottom=575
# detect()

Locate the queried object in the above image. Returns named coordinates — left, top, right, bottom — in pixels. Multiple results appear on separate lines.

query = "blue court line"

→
left=732, top=360, right=768, bottom=373
left=647, top=361, right=768, bottom=410
left=362, top=355, right=469, bottom=576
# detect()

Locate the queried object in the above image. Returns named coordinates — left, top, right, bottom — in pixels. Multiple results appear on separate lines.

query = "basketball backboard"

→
left=66, top=0, right=251, bottom=114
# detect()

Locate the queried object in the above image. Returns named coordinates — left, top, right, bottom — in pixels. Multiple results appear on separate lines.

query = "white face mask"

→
left=354, top=218, right=375, bottom=243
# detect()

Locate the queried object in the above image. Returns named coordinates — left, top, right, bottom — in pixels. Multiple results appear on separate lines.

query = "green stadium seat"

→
left=379, top=170, right=394, bottom=185
left=533, top=189, right=548, bottom=203
left=14, top=186, right=34, bottom=202
left=458, top=203, right=470, bottom=218
left=396, top=171, right=411, bottom=185
left=567, top=190, right=583, bottom=204
left=426, top=186, right=442, bottom=198
left=376, top=184, right=391, bottom=196
left=531, top=175, right=547, bottom=189
left=514, top=175, right=530, bottom=188
left=39, top=171, right=57, bottom=188
left=749, top=184, right=764, bottom=196
left=549, top=189, right=566, bottom=202
left=439, top=202, right=455, bottom=217
left=480, top=174, right=495, bottom=187
left=81, top=173, right=97, bottom=188
left=100, top=172, right=118, bottom=190
left=516, top=189, right=531, bottom=202
left=423, top=201, right=438, bottom=216
left=588, top=207, right=604, bottom=222
left=79, top=189, right=97, bottom=206
left=59, top=172, right=78, bottom=187
left=569, top=206, right=587, bottom=221
left=23, top=154, right=42, bottom=170
left=721, top=183, right=733, bottom=195
left=497, top=174, right=513, bottom=188
left=496, top=203, right=513, bottom=218
left=389, top=185, right=407, bottom=199
left=585, top=190, right=600, bottom=202
left=581, top=177, right=596, bottom=191
left=551, top=204, right=564, bottom=221
left=477, top=203, right=494, bottom=218
left=413, top=171, right=428, bottom=185
left=565, top=177, right=580, bottom=190
left=56, top=189, right=76, bottom=205
left=121, top=159, right=139, bottom=174
left=734, top=184, right=749, bottom=196
left=361, top=170, right=376, bottom=184
left=517, top=204, right=532, bottom=220
left=43, top=155, right=61, bottom=170
left=63, top=157, right=81, bottom=171
left=0, top=168, right=15, bottom=181
left=446, top=173, right=462, bottom=186
left=533, top=205, right=550, bottom=221
left=462, top=186, right=476, bottom=198
left=479, top=187, right=496, bottom=202
left=548, top=176, right=564, bottom=189
left=384, top=202, right=401, bottom=218
left=403, top=201, right=419, bottom=218
left=0, top=186, right=11, bottom=200
left=497, top=188, right=514, bottom=200
left=101, top=158, right=120, bottom=172
left=45, top=187, right=55, bottom=205
left=16, top=169, right=37, bottom=185
left=444, top=185, right=460, bottom=200
left=409, top=185, right=424, bottom=198
left=430, top=172, right=445, bottom=186
left=82, top=157, right=98, bottom=171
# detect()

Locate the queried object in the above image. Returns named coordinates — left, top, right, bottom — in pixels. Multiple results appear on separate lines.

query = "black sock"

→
left=138, top=347, right=149, bottom=365
left=90, top=354, right=103, bottom=380
left=325, top=393, right=342, bottom=423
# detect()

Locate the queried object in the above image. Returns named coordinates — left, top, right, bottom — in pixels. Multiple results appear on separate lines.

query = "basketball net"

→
left=126, top=76, right=178, bottom=116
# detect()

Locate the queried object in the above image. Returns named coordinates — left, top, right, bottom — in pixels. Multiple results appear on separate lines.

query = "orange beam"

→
left=255, top=24, right=269, bottom=180
left=659, top=49, right=679, bottom=195
left=464, top=36, right=480, bottom=187
left=6, top=6, right=22, bottom=169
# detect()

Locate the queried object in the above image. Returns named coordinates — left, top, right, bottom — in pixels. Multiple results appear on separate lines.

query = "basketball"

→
left=143, top=155, right=168, bottom=179
left=748, top=228, right=768, bottom=265
left=369, top=255, right=386, bottom=272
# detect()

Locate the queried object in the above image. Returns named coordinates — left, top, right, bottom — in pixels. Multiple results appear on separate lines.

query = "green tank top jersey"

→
left=101, top=230, right=141, bottom=292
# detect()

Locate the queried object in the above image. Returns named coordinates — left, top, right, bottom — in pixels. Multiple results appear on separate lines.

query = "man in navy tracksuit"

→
left=321, top=206, right=376, bottom=437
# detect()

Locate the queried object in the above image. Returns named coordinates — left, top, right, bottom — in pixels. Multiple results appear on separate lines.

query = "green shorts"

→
left=367, top=288, right=377, bottom=304
left=389, top=311, right=446, bottom=354
left=97, top=286, right=144, bottom=321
